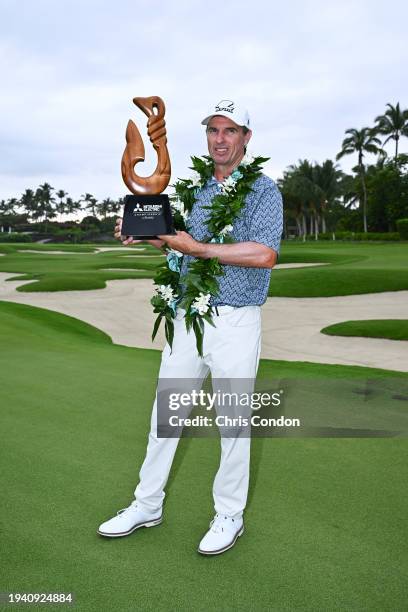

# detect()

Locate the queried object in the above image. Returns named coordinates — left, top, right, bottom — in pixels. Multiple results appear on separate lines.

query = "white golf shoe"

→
left=198, top=514, right=244, bottom=555
left=97, top=500, right=162, bottom=538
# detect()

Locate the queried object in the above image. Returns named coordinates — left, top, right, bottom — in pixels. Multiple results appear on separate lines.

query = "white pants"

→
left=134, top=305, right=261, bottom=518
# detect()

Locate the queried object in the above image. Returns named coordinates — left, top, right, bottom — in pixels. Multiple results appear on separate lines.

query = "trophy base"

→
left=121, top=194, right=176, bottom=238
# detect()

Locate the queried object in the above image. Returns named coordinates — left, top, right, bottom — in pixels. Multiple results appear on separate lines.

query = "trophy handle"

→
left=121, top=96, right=171, bottom=195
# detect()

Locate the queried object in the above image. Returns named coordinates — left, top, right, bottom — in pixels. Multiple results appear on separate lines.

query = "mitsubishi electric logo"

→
left=215, top=99, right=235, bottom=114
left=132, top=202, right=162, bottom=216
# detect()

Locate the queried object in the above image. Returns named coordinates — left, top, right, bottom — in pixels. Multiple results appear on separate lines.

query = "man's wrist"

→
left=190, top=241, right=209, bottom=258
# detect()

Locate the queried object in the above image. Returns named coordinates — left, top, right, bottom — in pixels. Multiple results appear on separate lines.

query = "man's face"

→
left=206, top=116, right=252, bottom=170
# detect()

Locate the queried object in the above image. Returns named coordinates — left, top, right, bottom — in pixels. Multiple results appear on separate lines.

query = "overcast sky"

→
left=1, top=0, right=407, bottom=203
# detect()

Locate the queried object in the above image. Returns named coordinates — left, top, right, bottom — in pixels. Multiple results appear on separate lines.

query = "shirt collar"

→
left=206, top=176, right=221, bottom=187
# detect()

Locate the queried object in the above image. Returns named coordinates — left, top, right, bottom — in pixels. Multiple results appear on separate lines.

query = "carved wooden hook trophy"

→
left=120, top=96, right=175, bottom=238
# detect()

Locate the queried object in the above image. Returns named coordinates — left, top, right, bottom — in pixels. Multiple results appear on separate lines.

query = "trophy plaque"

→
left=121, top=96, right=175, bottom=238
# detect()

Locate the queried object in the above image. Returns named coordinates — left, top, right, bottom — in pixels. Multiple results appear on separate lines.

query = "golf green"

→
left=1, top=301, right=407, bottom=611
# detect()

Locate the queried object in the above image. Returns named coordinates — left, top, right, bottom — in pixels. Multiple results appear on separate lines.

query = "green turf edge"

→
left=321, top=319, right=408, bottom=342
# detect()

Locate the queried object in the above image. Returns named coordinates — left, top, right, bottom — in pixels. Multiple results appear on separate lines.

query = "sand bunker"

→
left=0, top=272, right=407, bottom=372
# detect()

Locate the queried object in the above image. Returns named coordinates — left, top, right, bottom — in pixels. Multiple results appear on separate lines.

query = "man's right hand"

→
left=114, top=218, right=165, bottom=249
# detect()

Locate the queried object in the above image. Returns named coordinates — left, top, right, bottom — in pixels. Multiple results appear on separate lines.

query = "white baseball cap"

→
left=201, top=99, right=250, bottom=128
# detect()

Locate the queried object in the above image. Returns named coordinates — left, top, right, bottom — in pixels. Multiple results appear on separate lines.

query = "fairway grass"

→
left=0, top=243, right=163, bottom=292
left=322, top=319, right=408, bottom=341
left=1, top=301, right=407, bottom=611
left=268, top=241, right=408, bottom=297
left=1, top=241, right=408, bottom=296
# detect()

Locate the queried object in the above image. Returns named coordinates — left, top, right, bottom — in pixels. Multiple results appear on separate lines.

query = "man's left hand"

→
left=158, top=231, right=200, bottom=256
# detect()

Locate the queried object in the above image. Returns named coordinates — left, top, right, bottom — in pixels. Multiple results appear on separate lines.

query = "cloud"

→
left=0, top=0, right=407, bottom=201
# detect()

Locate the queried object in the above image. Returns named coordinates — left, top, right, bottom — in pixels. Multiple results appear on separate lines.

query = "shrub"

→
left=321, top=232, right=400, bottom=241
left=283, top=232, right=401, bottom=242
left=352, top=232, right=400, bottom=241
left=396, top=219, right=408, bottom=240
left=80, top=216, right=101, bottom=230
left=0, top=233, right=33, bottom=243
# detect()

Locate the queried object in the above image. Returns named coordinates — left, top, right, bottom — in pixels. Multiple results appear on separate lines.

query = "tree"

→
left=20, top=189, right=37, bottom=218
left=336, top=128, right=383, bottom=232
left=340, top=172, right=361, bottom=211
left=374, top=102, right=408, bottom=162
left=298, top=160, right=324, bottom=239
left=367, top=155, right=408, bottom=230
left=56, top=189, right=68, bottom=220
left=279, top=159, right=345, bottom=238
left=110, top=198, right=122, bottom=215
left=65, top=197, right=82, bottom=218
left=311, top=160, right=344, bottom=233
left=279, top=164, right=310, bottom=239
left=0, top=198, right=19, bottom=216
left=80, top=193, right=98, bottom=217
left=34, top=182, right=57, bottom=224
left=97, top=198, right=115, bottom=219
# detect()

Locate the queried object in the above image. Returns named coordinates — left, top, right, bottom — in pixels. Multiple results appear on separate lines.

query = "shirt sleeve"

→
left=247, top=181, right=283, bottom=254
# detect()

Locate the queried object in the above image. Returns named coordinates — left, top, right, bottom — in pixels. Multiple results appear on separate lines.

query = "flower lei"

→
left=151, top=152, right=269, bottom=356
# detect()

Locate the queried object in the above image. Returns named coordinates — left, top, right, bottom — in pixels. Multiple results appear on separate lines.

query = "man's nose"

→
left=215, top=130, right=225, bottom=143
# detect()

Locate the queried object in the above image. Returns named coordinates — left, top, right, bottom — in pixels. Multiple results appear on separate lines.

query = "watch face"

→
left=121, top=194, right=175, bottom=238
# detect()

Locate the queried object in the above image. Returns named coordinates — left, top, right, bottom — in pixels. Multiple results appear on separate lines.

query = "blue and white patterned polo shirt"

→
left=180, top=173, right=283, bottom=307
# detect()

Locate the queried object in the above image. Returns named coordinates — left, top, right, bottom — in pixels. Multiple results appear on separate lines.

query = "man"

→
left=98, top=99, right=283, bottom=555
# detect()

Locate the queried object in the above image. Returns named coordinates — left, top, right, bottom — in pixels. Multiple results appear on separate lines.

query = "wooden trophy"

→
left=121, top=96, right=175, bottom=238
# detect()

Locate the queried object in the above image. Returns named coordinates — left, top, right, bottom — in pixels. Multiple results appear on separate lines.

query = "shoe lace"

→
left=117, top=500, right=138, bottom=516
left=209, top=514, right=235, bottom=534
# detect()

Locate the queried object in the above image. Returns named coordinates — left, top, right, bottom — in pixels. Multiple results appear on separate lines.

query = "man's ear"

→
left=245, top=129, right=253, bottom=146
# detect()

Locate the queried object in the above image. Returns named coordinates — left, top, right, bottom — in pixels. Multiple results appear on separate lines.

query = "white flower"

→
left=240, top=151, right=255, bottom=166
left=156, top=284, right=175, bottom=305
left=171, top=198, right=189, bottom=221
left=170, top=198, right=183, bottom=213
left=189, top=171, right=202, bottom=188
left=219, top=224, right=233, bottom=236
left=220, top=175, right=237, bottom=194
left=192, top=292, right=211, bottom=316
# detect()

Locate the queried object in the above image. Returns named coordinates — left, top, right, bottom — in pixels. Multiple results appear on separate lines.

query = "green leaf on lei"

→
left=151, top=154, right=268, bottom=355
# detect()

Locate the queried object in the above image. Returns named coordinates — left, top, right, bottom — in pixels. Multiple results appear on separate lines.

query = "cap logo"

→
left=215, top=99, right=235, bottom=114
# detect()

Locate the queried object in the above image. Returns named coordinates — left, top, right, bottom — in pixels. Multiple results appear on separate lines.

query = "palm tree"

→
left=374, top=102, right=408, bottom=162
left=336, top=128, right=382, bottom=232
left=65, top=197, right=82, bottom=219
left=97, top=198, right=114, bottom=219
left=110, top=198, right=122, bottom=215
left=80, top=193, right=98, bottom=217
left=34, top=182, right=56, bottom=224
left=279, top=160, right=321, bottom=240
left=0, top=198, right=18, bottom=216
left=340, top=172, right=361, bottom=210
left=312, top=160, right=344, bottom=233
left=296, top=159, right=322, bottom=239
left=56, top=189, right=68, bottom=221
left=20, top=189, right=37, bottom=219
left=279, top=168, right=305, bottom=239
